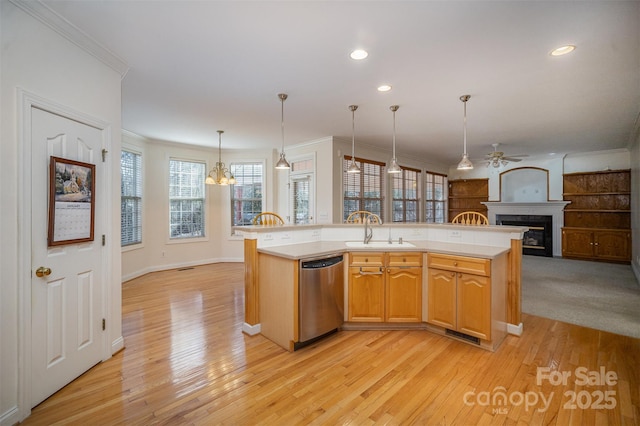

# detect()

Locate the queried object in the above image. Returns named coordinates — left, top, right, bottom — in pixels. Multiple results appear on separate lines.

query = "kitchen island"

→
left=236, top=223, right=526, bottom=352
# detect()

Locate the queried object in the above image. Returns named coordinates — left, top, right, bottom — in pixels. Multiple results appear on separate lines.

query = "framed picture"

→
left=48, top=156, right=96, bottom=246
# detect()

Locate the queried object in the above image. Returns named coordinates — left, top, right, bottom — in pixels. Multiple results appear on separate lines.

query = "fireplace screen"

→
left=496, top=215, right=553, bottom=257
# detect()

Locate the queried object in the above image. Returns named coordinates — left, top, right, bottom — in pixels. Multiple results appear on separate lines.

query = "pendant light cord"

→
left=463, top=100, right=467, bottom=155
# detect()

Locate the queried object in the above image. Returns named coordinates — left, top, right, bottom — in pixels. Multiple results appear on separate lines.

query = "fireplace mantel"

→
left=482, top=201, right=570, bottom=257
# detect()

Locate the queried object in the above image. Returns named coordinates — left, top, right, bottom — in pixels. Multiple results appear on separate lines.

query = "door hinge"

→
left=102, top=235, right=105, bottom=246
left=102, top=318, right=106, bottom=331
left=102, top=148, right=108, bottom=162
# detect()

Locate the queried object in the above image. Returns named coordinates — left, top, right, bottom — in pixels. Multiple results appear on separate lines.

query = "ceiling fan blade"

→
left=502, top=157, right=522, bottom=162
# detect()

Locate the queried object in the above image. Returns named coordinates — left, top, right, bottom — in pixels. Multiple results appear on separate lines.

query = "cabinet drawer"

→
left=387, top=252, right=422, bottom=267
left=349, top=252, right=385, bottom=267
left=427, top=253, right=490, bottom=276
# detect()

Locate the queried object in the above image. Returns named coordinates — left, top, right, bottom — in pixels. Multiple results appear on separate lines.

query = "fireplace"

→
left=496, top=215, right=553, bottom=257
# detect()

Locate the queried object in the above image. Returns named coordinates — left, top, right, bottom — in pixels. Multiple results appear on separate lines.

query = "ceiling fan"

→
left=484, top=143, right=528, bottom=167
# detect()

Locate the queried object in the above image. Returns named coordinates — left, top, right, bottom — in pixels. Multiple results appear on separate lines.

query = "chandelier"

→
left=205, top=130, right=236, bottom=185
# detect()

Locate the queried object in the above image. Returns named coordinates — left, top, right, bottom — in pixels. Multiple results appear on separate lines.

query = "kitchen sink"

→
left=345, top=241, right=415, bottom=248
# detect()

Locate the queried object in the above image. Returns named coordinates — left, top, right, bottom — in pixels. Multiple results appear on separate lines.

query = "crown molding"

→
left=9, top=0, right=130, bottom=78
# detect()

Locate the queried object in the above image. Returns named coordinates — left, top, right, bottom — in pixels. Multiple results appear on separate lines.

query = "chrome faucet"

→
left=364, top=217, right=373, bottom=244
left=363, top=215, right=382, bottom=244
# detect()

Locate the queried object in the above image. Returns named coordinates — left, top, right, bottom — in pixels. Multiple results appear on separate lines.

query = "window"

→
left=169, top=159, right=205, bottom=239
left=425, top=171, right=447, bottom=223
left=121, top=150, right=142, bottom=246
left=391, top=167, right=419, bottom=223
left=343, top=156, right=385, bottom=222
left=290, top=158, right=314, bottom=225
left=230, top=162, right=263, bottom=226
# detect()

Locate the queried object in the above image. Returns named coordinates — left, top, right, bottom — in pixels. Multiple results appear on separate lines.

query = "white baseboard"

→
left=242, top=322, right=261, bottom=336
left=121, top=258, right=243, bottom=283
left=507, top=322, right=524, bottom=336
left=111, top=336, right=124, bottom=354
left=0, top=406, right=19, bottom=426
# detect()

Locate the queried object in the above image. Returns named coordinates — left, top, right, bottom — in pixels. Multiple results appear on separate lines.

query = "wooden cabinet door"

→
left=386, top=267, right=422, bottom=322
left=457, top=273, right=491, bottom=340
left=348, top=266, right=385, bottom=322
left=595, top=230, right=631, bottom=262
left=562, top=228, right=594, bottom=259
left=427, top=268, right=456, bottom=329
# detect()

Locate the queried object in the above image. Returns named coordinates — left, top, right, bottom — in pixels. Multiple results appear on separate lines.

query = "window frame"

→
left=168, top=157, right=207, bottom=242
left=390, top=166, right=420, bottom=223
left=120, top=148, right=143, bottom=248
left=343, top=155, right=386, bottom=222
left=229, top=161, right=265, bottom=228
left=424, top=171, right=448, bottom=223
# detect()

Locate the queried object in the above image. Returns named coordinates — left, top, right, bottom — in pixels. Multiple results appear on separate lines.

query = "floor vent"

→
left=177, top=267, right=195, bottom=271
left=446, top=329, right=480, bottom=345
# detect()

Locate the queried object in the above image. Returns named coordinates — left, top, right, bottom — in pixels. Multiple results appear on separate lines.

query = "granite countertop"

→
left=257, top=240, right=509, bottom=260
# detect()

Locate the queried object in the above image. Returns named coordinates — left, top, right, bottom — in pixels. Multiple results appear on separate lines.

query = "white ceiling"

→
left=41, top=0, right=640, bottom=166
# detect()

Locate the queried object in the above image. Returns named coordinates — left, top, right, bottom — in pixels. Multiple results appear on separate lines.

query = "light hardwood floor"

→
left=23, top=263, right=639, bottom=425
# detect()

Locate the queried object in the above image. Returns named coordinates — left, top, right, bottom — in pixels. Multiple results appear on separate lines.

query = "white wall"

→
left=1, top=2, right=123, bottom=423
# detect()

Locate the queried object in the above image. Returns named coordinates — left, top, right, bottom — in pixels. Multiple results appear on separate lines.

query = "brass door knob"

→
left=35, top=267, right=51, bottom=277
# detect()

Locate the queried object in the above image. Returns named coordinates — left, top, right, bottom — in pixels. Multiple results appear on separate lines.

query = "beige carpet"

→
left=521, top=255, right=640, bottom=338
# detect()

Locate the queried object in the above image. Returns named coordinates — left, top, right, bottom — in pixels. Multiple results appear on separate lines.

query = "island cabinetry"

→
left=348, top=252, right=422, bottom=323
left=427, top=253, right=500, bottom=345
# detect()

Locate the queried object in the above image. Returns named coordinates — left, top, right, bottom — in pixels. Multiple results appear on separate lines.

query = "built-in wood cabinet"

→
left=562, top=228, right=631, bottom=263
left=427, top=253, right=491, bottom=341
left=448, top=178, right=489, bottom=221
left=562, top=170, right=631, bottom=263
left=348, top=252, right=422, bottom=323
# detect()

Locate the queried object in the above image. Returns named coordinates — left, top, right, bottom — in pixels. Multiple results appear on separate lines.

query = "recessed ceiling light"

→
left=377, top=84, right=392, bottom=92
left=350, top=49, right=368, bottom=60
left=550, top=45, right=576, bottom=56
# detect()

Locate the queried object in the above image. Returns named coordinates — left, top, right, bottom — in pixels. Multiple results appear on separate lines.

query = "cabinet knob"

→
left=453, top=262, right=458, bottom=266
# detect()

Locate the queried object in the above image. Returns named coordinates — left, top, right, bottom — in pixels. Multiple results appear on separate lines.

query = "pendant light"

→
left=387, top=105, right=401, bottom=174
left=347, top=105, right=360, bottom=173
left=457, top=95, right=474, bottom=170
left=205, top=130, right=236, bottom=185
left=275, top=93, right=291, bottom=170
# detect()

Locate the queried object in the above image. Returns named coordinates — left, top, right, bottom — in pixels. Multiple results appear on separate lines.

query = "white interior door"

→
left=30, top=107, right=105, bottom=407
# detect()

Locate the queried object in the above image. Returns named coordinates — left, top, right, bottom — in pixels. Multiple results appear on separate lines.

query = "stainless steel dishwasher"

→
left=296, top=254, right=344, bottom=350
